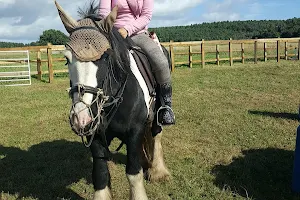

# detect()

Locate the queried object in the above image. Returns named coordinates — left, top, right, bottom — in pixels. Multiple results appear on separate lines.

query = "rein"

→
left=92, top=75, right=128, bottom=150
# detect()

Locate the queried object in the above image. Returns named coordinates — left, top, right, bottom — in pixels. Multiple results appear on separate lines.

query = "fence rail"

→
left=0, top=50, right=31, bottom=86
left=0, top=38, right=299, bottom=83
left=0, top=44, right=65, bottom=83
left=161, top=37, right=300, bottom=71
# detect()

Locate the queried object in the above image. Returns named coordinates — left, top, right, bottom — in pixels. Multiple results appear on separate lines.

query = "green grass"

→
left=1, top=61, right=300, bottom=199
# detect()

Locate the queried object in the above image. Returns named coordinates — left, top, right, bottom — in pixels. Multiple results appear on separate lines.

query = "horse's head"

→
left=55, top=1, right=121, bottom=136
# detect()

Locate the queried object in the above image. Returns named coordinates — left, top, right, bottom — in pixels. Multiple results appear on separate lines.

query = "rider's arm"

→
left=123, top=0, right=153, bottom=36
left=99, top=0, right=111, bottom=19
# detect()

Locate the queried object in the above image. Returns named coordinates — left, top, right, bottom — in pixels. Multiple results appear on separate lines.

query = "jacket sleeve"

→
left=99, top=0, right=111, bottom=18
left=123, top=0, right=153, bottom=36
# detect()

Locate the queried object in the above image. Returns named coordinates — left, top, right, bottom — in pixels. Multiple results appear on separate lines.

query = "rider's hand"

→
left=118, top=28, right=128, bottom=38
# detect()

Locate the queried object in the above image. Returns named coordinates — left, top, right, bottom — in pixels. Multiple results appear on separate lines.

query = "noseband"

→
left=69, top=84, right=109, bottom=137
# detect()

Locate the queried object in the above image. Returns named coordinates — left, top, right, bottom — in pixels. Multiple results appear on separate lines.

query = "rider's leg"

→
left=131, top=32, right=175, bottom=125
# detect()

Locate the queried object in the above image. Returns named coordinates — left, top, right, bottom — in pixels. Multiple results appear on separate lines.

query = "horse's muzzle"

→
left=69, top=101, right=100, bottom=136
left=68, top=86, right=109, bottom=136
left=70, top=102, right=92, bottom=129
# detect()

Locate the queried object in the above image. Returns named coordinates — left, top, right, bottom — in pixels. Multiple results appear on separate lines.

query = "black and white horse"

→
left=55, top=1, right=170, bottom=199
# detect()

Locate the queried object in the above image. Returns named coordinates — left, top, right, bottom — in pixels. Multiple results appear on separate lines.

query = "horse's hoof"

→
left=145, top=167, right=171, bottom=182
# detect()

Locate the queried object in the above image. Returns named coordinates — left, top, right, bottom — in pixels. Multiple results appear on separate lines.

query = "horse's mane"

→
left=78, top=1, right=132, bottom=82
left=77, top=0, right=100, bottom=20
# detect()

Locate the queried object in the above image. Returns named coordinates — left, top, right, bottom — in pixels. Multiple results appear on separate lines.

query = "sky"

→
left=0, top=0, right=299, bottom=43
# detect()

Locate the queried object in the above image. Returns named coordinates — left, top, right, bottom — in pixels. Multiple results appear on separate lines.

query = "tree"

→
left=38, top=29, right=69, bottom=45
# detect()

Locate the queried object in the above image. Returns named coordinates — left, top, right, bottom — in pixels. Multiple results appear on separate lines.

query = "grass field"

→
left=1, top=60, right=300, bottom=200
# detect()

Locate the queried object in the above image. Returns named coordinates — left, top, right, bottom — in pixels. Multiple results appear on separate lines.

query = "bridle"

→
left=69, top=84, right=108, bottom=137
left=68, top=72, right=127, bottom=148
left=68, top=17, right=128, bottom=148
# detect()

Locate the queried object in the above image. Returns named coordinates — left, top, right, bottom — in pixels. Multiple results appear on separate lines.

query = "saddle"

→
left=125, top=32, right=165, bottom=98
left=129, top=47, right=156, bottom=97
left=126, top=37, right=164, bottom=135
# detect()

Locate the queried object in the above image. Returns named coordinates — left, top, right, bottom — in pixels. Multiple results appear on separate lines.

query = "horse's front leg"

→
left=126, top=128, right=148, bottom=200
left=90, top=135, right=112, bottom=200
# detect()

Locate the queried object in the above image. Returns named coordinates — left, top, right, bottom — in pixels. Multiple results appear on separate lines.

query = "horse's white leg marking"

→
left=127, top=169, right=148, bottom=200
left=93, top=186, right=112, bottom=200
left=148, top=132, right=171, bottom=182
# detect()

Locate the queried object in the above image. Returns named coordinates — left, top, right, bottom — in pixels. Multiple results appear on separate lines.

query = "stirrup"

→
left=156, top=105, right=175, bottom=127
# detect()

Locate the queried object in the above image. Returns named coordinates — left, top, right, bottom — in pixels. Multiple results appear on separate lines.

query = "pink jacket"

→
left=99, top=0, right=153, bottom=36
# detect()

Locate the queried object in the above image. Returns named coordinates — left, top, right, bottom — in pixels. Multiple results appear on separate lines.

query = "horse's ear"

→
left=54, top=0, right=78, bottom=33
left=99, top=6, right=118, bottom=33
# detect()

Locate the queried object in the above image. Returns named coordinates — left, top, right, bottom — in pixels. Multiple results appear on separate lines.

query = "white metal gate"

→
left=0, top=50, right=31, bottom=86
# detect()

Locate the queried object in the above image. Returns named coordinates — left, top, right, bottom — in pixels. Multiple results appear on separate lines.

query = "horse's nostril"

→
left=79, top=116, right=92, bottom=128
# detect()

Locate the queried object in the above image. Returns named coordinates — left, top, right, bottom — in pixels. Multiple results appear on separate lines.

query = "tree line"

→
left=1, top=17, right=300, bottom=47
left=149, top=17, right=300, bottom=42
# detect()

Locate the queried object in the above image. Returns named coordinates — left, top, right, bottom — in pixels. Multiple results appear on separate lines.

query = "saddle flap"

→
left=130, top=48, right=156, bottom=96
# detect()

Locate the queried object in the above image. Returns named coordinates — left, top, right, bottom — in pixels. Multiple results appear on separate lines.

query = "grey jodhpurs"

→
left=131, top=32, right=171, bottom=85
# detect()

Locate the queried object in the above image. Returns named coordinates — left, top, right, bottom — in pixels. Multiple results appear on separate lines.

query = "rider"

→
left=99, top=0, right=175, bottom=126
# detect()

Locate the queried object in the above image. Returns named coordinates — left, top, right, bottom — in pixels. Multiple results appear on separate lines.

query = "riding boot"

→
left=157, top=82, right=175, bottom=125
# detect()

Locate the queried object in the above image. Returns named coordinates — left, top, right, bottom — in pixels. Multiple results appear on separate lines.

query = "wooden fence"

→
left=161, top=37, right=300, bottom=71
left=0, top=37, right=299, bottom=83
left=0, top=43, right=65, bottom=83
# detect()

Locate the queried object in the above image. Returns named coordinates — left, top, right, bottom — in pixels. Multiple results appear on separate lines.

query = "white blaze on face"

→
left=64, top=50, right=98, bottom=128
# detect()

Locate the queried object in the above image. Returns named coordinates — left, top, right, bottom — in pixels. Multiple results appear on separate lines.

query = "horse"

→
left=54, top=1, right=170, bottom=200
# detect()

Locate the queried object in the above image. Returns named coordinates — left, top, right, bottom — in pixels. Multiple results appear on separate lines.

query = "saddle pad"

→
left=128, top=51, right=151, bottom=113
left=130, top=48, right=156, bottom=96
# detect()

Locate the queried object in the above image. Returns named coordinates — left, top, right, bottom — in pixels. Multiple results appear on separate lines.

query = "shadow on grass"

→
left=248, top=110, right=299, bottom=121
left=31, top=74, right=49, bottom=83
left=0, top=140, right=92, bottom=200
left=212, top=148, right=300, bottom=200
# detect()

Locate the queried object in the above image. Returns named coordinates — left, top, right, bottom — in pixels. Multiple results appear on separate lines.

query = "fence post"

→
left=277, top=40, right=280, bottom=63
left=216, top=44, right=220, bottom=66
left=229, top=38, right=233, bottom=66
left=37, top=50, right=42, bottom=80
left=285, top=42, right=288, bottom=60
left=298, top=39, right=300, bottom=61
left=169, top=40, right=175, bottom=72
left=47, top=43, right=54, bottom=83
left=201, top=39, right=205, bottom=67
left=264, top=43, right=268, bottom=62
left=241, top=43, right=245, bottom=64
left=254, top=39, right=258, bottom=64
left=189, top=45, right=193, bottom=68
